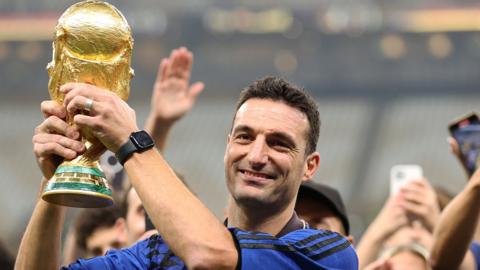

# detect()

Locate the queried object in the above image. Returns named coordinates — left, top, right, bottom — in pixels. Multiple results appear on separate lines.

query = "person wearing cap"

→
left=295, top=181, right=353, bottom=243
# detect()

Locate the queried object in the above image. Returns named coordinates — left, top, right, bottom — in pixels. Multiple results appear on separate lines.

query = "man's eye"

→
left=269, top=140, right=289, bottom=149
left=235, top=134, right=252, bottom=141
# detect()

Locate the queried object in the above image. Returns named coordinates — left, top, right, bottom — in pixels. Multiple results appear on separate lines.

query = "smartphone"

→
left=390, top=165, right=423, bottom=195
left=449, top=112, right=480, bottom=176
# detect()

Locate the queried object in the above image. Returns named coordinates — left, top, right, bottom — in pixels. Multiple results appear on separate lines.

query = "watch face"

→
left=132, top=130, right=154, bottom=149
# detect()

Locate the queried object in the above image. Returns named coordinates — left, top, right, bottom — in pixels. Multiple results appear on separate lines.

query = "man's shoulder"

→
left=230, top=228, right=358, bottom=269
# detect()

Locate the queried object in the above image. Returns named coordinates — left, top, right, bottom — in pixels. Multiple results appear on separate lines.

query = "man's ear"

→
left=303, top=152, right=320, bottom=181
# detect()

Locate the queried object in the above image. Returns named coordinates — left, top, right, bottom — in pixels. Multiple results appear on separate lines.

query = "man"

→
left=296, top=181, right=352, bottom=241
left=16, top=76, right=357, bottom=269
left=74, top=206, right=128, bottom=258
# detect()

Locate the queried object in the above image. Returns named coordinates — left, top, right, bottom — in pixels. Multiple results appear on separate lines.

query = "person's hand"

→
left=398, top=179, right=440, bottom=232
left=448, top=137, right=471, bottom=178
left=363, top=258, right=392, bottom=270
left=145, top=47, right=204, bottom=133
left=32, top=101, right=84, bottom=179
left=61, top=83, right=138, bottom=153
left=367, top=196, right=409, bottom=242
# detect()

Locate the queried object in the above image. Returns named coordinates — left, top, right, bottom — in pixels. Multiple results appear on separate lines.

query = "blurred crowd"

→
left=2, top=6, right=480, bottom=266
left=1, top=45, right=478, bottom=270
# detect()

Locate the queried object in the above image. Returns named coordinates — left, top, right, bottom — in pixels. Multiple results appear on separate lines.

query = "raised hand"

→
left=147, top=47, right=203, bottom=124
left=398, top=179, right=440, bottom=232
left=144, top=47, right=204, bottom=150
left=32, top=101, right=84, bottom=179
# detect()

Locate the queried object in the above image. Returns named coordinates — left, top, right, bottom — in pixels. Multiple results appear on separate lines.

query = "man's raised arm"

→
left=62, top=83, right=238, bottom=270
left=15, top=101, right=85, bottom=270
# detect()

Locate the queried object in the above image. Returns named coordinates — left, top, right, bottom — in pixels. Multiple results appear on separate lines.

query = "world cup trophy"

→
left=42, top=0, right=134, bottom=208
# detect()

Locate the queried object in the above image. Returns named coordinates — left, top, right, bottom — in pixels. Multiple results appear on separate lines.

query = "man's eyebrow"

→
left=269, top=131, right=296, bottom=147
left=232, top=125, right=253, bottom=134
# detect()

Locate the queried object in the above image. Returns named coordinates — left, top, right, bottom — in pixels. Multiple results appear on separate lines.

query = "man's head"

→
left=225, top=76, right=321, bottom=211
left=74, top=206, right=127, bottom=257
left=296, top=182, right=350, bottom=237
left=121, top=186, right=146, bottom=245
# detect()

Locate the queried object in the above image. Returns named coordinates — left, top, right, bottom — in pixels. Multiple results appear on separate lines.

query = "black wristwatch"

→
left=116, top=130, right=155, bottom=166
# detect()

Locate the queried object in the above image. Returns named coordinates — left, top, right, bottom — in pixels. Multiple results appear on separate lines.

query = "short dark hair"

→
left=74, top=206, right=122, bottom=250
left=0, top=240, right=14, bottom=270
left=235, top=76, right=320, bottom=154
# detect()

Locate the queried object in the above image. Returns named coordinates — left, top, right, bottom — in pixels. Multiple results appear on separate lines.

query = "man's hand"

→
left=368, top=196, right=409, bottom=242
left=448, top=137, right=471, bottom=177
left=62, top=83, right=138, bottom=153
left=398, top=179, right=440, bottom=232
left=148, top=47, right=204, bottom=126
left=32, top=101, right=84, bottom=179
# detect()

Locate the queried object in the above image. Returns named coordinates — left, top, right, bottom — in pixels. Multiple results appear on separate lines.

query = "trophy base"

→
left=42, top=165, right=114, bottom=208
left=42, top=182, right=113, bottom=208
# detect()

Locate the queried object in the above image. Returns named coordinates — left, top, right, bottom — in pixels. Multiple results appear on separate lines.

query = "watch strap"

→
left=116, top=138, right=137, bottom=166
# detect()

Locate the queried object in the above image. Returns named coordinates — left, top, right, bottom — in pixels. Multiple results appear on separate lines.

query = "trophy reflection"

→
left=42, top=0, right=134, bottom=208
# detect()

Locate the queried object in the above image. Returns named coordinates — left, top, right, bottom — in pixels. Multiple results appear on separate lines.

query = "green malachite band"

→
left=44, top=182, right=112, bottom=196
left=54, top=166, right=106, bottom=178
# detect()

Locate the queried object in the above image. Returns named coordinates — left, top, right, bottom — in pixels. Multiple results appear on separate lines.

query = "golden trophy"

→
left=42, top=0, right=134, bottom=207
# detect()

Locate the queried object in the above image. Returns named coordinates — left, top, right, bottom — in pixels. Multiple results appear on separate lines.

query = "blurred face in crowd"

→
left=296, top=196, right=346, bottom=235
left=125, top=188, right=146, bottom=244
left=225, top=98, right=319, bottom=209
left=85, top=219, right=127, bottom=257
left=388, top=251, right=429, bottom=270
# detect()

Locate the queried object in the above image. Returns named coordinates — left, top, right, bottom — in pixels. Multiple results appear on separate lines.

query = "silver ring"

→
left=84, top=98, right=93, bottom=112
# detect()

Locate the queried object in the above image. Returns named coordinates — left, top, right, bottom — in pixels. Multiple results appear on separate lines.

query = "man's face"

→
left=224, top=98, right=319, bottom=208
left=85, top=222, right=127, bottom=257
left=296, top=196, right=346, bottom=236
left=125, top=188, right=146, bottom=244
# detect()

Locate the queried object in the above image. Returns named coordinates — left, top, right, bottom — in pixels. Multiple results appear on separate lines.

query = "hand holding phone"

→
left=390, top=165, right=423, bottom=196
left=449, top=112, right=480, bottom=177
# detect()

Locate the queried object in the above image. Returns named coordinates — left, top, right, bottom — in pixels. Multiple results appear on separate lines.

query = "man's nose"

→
left=247, top=138, right=268, bottom=168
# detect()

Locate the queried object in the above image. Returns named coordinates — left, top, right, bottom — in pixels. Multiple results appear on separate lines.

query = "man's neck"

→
left=226, top=197, right=296, bottom=236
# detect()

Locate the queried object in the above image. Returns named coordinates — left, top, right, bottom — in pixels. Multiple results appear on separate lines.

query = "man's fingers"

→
left=73, top=114, right=100, bottom=130
left=157, top=58, right=169, bottom=83
left=188, top=82, right=204, bottom=99
left=448, top=136, right=462, bottom=157
left=35, top=116, right=79, bottom=139
left=33, top=133, right=85, bottom=153
left=33, top=142, right=78, bottom=160
left=61, top=83, right=110, bottom=106
left=167, top=47, right=192, bottom=80
left=66, top=95, right=100, bottom=117
left=41, top=100, right=66, bottom=119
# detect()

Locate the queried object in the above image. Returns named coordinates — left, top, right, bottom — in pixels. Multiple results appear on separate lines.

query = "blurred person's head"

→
left=75, top=206, right=127, bottom=257
left=381, top=244, right=430, bottom=270
left=121, top=186, right=146, bottom=245
left=380, top=225, right=432, bottom=270
left=296, top=181, right=352, bottom=241
left=0, top=240, right=14, bottom=270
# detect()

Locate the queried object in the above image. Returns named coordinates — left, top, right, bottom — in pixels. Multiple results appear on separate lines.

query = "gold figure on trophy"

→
left=42, top=0, right=134, bottom=207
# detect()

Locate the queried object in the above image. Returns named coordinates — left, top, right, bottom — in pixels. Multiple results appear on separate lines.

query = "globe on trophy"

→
left=42, top=0, right=134, bottom=208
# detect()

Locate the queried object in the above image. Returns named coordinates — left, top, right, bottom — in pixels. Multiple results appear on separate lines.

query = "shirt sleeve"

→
left=61, top=234, right=175, bottom=270
left=470, top=242, right=480, bottom=270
